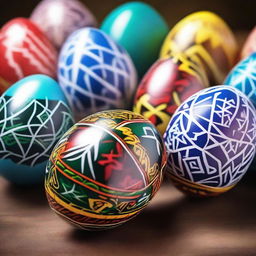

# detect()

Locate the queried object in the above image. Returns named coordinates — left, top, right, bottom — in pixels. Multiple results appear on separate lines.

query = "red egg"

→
left=0, top=18, right=57, bottom=94
left=241, top=27, right=256, bottom=60
left=133, top=57, right=207, bottom=135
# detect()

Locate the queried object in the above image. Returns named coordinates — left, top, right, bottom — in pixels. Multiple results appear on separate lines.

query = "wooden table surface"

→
left=1, top=170, right=256, bottom=256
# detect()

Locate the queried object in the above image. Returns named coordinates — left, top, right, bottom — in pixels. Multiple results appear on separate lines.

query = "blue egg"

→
left=225, top=52, right=256, bottom=107
left=58, top=27, right=137, bottom=121
left=0, top=75, right=74, bottom=185
left=164, top=86, right=256, bottom=197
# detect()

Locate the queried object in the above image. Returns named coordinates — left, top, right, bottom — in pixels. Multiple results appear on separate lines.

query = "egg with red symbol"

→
left=133, top=56, right=208, bottom=135
left=241, top=27, right=256, bottom=60
left=0, top=18, right=57, bottom=95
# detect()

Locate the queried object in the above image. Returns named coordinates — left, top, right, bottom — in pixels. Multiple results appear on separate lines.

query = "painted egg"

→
left=160, top=11, right=238, bottom=85
left=45, top=110, right=166, bottom=230
left=0, top=75, right=74, bottom=185
left=30, top=0, right=97, bottom=49
left=241, top=27, right=256, bottom=60
left=0, top=18, right=57, bottom=95
left=133, top=56, right=207, bottom=135
left=164, top=86, right=256, bottom=197
left=101, top=2, right=169, bottom=78
left=58, top=27, right=137, bottom=121
left=225, top=52, right=256, bottom=108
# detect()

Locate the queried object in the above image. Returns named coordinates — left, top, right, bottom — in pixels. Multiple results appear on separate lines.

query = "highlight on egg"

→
left=30, top=0, right=97, bottom=49
left=164, top=86, right=256, bottom=197
left=225, top=52, right=256, bottom=107
left=0, top=75, right=74, bottom=185
left=0, top=18, right=57, bottom=95
left=160, top=11, right=238, bottom=85
left=58, top=27, right=137, bottom=121
left=240, top=27, right=256, bottom=60
left=45, top=109, right=166, bottom=230
left=101, top=1, right=169, bottom=78
left=133, top=55, right=207, bottom=135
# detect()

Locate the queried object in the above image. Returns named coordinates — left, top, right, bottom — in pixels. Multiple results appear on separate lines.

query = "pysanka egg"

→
left=133, top=56, right=207, bottom=135
left=240, top=27, right=256, bottom=60
left=0, top=18, right=57, bottom=95
left=30, top=0, right=97, bottom=49
left=101, top=2, right=169, bottom=78
left=160, top=11, right=238, bottom=85
left=45, top=110, right=166, bottom=230
left=0, top=75, right=74, bottom=185
left=58, top=27, right=137, bottom=121
left=225, top=52, right=256, bottom=107
left=164, top=86, right=256, bottom=197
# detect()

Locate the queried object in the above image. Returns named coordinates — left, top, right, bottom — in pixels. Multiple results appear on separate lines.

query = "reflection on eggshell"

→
left=31, top=0, right=97, bottom=49
left=0, top=75, right=74, bottom=185
left=58, top=27, right=137, bottom=121
left=0, top=18, right=57, bottom=95
left=240, top=27, right=256, bottom=60
left=134, top=55, right=207, bottom=135
left=160, top=11, right=238, bottom=85
left=164, top=86, right=256, bottom=197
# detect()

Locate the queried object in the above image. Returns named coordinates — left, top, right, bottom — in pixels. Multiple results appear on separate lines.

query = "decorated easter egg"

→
left=45, top=110, right=166, bottom=230
left=164, top=86, right=256, bottom=197
left=134, top=56, right=207, bottom=135
left=225, top=52, right=256, bottom=107
left=241, top=27, right=256, bottom=60
left=101, top=2, right=169, bottom=78
left=30, top=0, right=97, bottom=49
left=0, top=18, right=57, bottom=95
left=58, top=27, right=137, bottom=121
left=0, top=75, right=74, bottom=185
left=160, top=11, right=238, bottom=85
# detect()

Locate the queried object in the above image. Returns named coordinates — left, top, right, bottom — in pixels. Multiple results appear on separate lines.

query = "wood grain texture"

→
left=1, top=171, right=256, bottom=256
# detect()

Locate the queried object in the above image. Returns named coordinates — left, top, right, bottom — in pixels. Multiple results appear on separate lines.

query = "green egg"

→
left=101, top=1, right=169, bottom=78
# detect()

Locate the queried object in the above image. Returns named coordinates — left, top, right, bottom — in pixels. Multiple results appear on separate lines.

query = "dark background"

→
left=0, top=0, right=255, bottom=30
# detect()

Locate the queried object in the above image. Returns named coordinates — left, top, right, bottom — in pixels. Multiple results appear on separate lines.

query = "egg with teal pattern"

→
left=225, top=52, right=256, bottom=108
left=0, top=75, right=74, bottom=185
left=101, top=2, right=169, bottom=78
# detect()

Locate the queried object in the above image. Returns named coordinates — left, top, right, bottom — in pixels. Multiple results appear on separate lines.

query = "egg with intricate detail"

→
left=0, top=18, right=57, bottom=95
left=240, top=27, right=256, bottom=60
left=164, top=86, right=256, bottom=197
left=225, top=52, right=256, bottom=107
left=30, top=0, right=97, bottom=49
left=45, top=110, right=166, bottom=230
left=133, top=56, right=207, bottom=135
left=0, top=75, right=74, bottom=185
left=101, top=2, right=169, bottom=78
left=58, top=28, right=137, bottom=121
left=160, top=11, right=238, bottom=85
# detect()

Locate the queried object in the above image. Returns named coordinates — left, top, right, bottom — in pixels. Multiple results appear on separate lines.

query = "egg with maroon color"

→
left=31, top=0, right=97, bottom=49
left=240, top=27, right=256, bottom=60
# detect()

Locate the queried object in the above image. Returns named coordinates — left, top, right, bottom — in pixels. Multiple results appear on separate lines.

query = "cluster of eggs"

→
left=0, top=0, right=255, bottom=230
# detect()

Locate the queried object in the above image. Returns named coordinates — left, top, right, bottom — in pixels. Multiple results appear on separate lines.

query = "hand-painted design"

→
left=133, top=57, right=205, bottom=135
left=225, top=52, right=256, bottom=107
left=0, top=18, right=57, bottom=91
left=30, top=0, right=97, bottom=49
left=160, top=11, right=238, bottom=85
left=0, top=96, right=74, bottom=166
left=164, top=86, right=256, bottom=196
left=58, top=28, right=137, bottom=121
left=45, top=110, right=166, bottom=230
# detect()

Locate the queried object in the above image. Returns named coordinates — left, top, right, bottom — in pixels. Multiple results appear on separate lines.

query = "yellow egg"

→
left=160, top=11, right=238, bottom=85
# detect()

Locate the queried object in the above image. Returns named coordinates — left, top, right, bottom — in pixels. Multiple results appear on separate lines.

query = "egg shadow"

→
left=3, top=180, right=48, bottom=207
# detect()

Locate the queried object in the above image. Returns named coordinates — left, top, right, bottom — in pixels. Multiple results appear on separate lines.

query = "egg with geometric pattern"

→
left=225, top=52, right=256, bottom=108
left=0, top=75, right=74, bottom=185
left=45, top=110, right=166, bottom=230
left=164, top=86, right=256, bottom=197
left=58, top=28, right=137, bottom=121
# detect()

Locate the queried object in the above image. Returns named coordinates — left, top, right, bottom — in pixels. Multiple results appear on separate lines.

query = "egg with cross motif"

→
left=45, top=110, right=166, bottom=230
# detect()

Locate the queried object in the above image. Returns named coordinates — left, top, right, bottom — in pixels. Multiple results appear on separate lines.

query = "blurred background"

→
left=0, top=0, right=255, bottom=30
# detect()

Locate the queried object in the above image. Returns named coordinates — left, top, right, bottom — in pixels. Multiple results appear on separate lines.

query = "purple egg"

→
left=30, top=0, right=97, bottom=49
